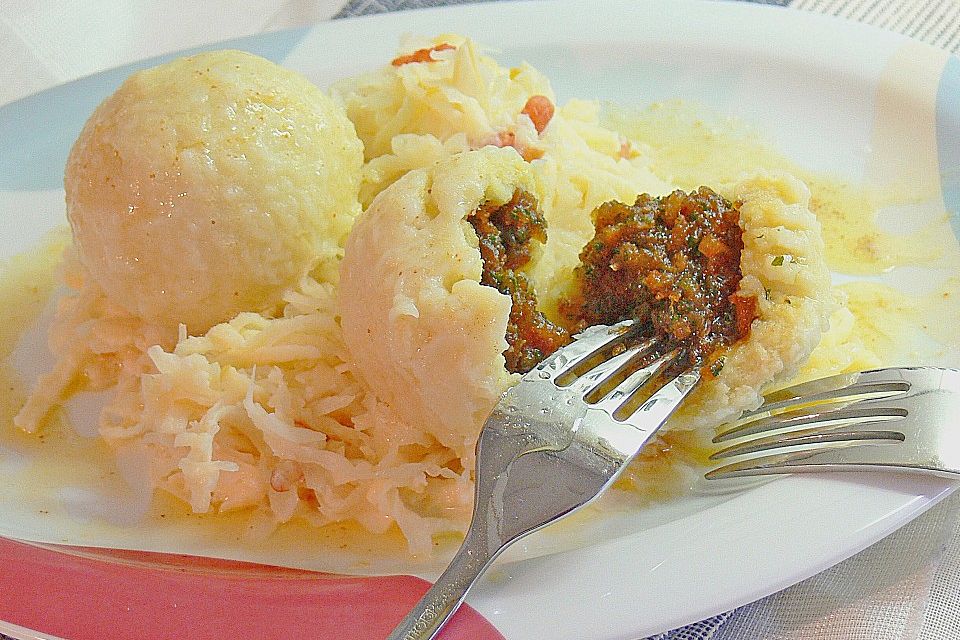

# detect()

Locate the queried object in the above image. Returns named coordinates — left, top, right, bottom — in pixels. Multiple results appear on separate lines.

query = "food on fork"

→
left=10, top=35, right=833, bottom=556
left=562, top=187, right=755, bottom=371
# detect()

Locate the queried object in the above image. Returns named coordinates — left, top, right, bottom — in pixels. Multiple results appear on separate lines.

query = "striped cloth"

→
left=793, top=0, right=960, bottom=51
left=337, top=0, right=960, bottom=53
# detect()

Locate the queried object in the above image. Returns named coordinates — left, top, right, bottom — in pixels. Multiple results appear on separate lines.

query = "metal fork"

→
left=706, top=367, right=960, bottom=480
left=386, top=321, right=701, bottom=640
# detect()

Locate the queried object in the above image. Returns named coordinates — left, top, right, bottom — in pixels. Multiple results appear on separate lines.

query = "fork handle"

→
left=386, top=531, right=497, bottom=640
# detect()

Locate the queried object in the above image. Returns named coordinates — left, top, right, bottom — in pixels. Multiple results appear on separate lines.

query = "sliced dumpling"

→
left=340, top=146, right=544, bottom=464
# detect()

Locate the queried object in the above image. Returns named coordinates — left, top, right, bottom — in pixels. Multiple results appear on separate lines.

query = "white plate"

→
left=1, top=2, right=958, bottom=639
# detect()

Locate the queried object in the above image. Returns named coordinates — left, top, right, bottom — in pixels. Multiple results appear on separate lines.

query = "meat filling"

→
left=562, top=187, right=757, bottom=373
left=467, top=190, right=571, bottom=373
left=469, top=186, right=756, bottom=377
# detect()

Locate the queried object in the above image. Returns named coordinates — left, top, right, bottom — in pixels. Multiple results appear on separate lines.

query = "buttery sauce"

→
left=0, top=255, right=427, bottom=571
left=0, top=232, right=141, bottom=539
left=0, top=229, right=68, bottom=440
left=605, top=101, right=956, bottom=275
left=2, top=100, right=959, bottom=570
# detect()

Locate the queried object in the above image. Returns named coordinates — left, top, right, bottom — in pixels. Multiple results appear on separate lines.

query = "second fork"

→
left=706, top=367, right=960, bottom=481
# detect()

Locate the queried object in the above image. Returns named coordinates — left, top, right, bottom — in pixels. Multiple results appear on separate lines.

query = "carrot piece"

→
left=391, top=43, right=456, bottom=66
left=731, top=294, right=758, bottom=338
left=521, top=95, right=554, bottom=134
left=697, top=234, right=727, bottom=259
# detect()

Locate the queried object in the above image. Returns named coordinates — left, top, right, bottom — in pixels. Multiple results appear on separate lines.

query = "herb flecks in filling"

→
left=467, top=189, right=571, bottom=374
left=470, top=187, right=756, bottom=377
left=562, top=187, right=757, bottom=373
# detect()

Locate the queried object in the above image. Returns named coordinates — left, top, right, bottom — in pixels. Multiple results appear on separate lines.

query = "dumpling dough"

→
left=673, top=171, right=834, bottom=430
left=65, top=50, right=364, bottom=333
left=339, top=147, right=541, bottom=458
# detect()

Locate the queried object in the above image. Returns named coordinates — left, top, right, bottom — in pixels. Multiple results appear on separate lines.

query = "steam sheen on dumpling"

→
left=65, top=50, right=364, bottom=332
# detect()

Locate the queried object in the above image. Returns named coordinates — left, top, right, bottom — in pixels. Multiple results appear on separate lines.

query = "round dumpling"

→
left=339, top=147, right=540, bottom=458
left=65, top=49, right=364, bottom=333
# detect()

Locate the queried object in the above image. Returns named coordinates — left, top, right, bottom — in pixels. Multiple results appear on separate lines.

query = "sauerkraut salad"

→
left=13, top=35, right=833, bottom=556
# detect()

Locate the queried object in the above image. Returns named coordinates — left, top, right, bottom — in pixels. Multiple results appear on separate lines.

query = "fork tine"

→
left=705, top=433, right=907, bottom=479
left=591, top=347, right=680, bottom=416
left=615, top=365, right=701, bottom=432
left=564, top=334, right=661, bottom=397
left=705, top=448, right=861, bottom=479
left=570, top=351, right=700, bottom=474
left=710, top=422, right=906, bottom=460
left=741, top=370, right=912, bottom=420
left=713, top=404, right=908, bottom=443
left=705, top=367, right=960, bottom=482
left=592, top=346, right=700, bottom=429
left=535, top=320, right=634, bottom=381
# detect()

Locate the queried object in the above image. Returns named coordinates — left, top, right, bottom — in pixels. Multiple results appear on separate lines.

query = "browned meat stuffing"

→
left=562, top=187, right=757, bottom=373
left=470, top=186, right=756, bottom=376
left=467, top=189, right=571, bottom=373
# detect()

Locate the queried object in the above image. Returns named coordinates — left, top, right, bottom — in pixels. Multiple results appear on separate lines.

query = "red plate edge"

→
left=0, top=537, right=505, bottom=640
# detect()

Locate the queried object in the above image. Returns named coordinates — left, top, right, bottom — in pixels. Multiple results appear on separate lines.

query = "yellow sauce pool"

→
left=606, top=101, right=957, bottom=276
